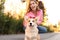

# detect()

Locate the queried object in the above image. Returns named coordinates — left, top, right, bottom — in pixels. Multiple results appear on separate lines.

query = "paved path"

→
left=0, top=33, right=60, bottom=40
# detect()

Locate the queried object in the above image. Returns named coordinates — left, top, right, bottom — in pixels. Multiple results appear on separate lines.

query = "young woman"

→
left=23, top=0, right=47, bottom=33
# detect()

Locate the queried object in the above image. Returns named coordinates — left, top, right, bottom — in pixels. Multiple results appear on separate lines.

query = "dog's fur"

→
left=25, top=18, right=40, bottom=40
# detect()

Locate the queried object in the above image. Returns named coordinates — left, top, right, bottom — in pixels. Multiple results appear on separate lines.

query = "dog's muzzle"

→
left=30, top=23, right=32, bottom=26
left=29, top=23, right=34, bottom=27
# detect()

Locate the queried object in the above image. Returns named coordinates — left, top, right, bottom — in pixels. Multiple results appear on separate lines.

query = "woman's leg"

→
left=37, top=26, right=47, bottom=33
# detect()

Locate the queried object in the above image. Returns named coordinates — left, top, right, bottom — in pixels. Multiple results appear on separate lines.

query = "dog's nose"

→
left=30, top=23, right=32, bottom=26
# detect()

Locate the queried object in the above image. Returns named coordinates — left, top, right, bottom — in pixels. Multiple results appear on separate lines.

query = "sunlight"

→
left=42, top=0, right=60, bottom=25
left=41, top=0, right=60, bottom=32
left=4, top=0, right=28, bottom=18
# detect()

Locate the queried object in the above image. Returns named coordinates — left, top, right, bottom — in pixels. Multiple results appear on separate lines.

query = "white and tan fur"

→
left=25, top=18, right=40, bottom=40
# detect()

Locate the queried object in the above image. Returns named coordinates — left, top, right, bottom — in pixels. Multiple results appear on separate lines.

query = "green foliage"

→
left=0, top=0, right=24, bottom=34
left=0, top=1, right=24, bottom=34
left=16, top=18, right=24, bottom=34
left=0, top=13, right=24, bottom=34
left=47, top=27, right=54, bottom=32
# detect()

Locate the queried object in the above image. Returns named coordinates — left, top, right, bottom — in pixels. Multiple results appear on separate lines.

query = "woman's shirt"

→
left=23, top=9, right=43, bottom=27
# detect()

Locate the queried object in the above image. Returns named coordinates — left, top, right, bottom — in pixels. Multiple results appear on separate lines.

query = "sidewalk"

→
left=0, top=33, right=60, bottom=40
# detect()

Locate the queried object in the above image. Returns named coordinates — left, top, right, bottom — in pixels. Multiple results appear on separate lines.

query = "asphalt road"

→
left=0, top=33, right=60, bottom=40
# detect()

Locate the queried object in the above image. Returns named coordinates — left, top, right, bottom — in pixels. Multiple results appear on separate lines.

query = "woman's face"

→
left=30, top=1, right=37, bottom=11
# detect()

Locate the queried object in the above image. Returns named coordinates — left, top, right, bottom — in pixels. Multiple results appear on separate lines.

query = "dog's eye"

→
left=28, top=20, right=30, bottom=22
left=32, top=20, right=34, bottom=22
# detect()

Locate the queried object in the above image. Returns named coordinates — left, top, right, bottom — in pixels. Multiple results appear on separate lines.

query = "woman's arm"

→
left=23, top=14, right=28, bottom=27
left=37, top=10, right=43, bottom=25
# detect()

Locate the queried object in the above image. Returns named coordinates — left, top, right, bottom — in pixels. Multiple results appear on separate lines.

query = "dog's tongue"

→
left=29, top=25, right=32, bottom=27
left=29, top=25, right=34, bottom=27
left=29, top=26, right=32, bottom=27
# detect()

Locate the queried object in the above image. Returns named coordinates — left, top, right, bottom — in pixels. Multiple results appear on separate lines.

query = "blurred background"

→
left=0, top=0, right=60, bottom=34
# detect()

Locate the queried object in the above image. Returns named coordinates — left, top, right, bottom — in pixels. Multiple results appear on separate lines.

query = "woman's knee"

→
left=37, top=26, right=47, bottom=33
